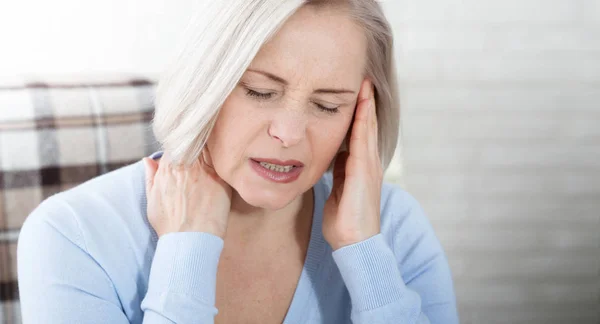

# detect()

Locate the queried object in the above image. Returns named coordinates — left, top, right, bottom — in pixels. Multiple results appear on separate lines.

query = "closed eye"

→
left=313, top=103, right=339, bottom=114
left=246, top=89, right=273, bottom=99
left=245, top=88, right=339, bottom=114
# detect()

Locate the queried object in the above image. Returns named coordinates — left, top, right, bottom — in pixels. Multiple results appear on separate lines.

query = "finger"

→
left=368, top=87, right=379, bottom=158
left=157, top=152, right=177, bottom=193
left=163, top=151, right=182, bottom=177
left=331, top=151, right=349, bottom=199
left=349, top=79, right=373, bottom=161
left=143, top=157, right=159, bottom=197
left=158, top=151, right=170, bottom=175
left=357, top=78, right=371, bottom=103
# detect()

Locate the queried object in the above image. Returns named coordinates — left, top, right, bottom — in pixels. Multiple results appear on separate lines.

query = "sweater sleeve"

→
left=331, top=201, right=459, bottom=323
left=17, top=198, right=224, bottom=324
left=140, top=232, right=223, bottom=323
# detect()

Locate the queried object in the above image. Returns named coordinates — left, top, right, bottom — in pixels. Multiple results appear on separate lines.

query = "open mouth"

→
left=249, top=159, right=304, bottom=183
left=253, top=160, right=298, bottom=173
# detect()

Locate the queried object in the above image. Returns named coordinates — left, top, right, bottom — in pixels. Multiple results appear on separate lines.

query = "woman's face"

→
left=206, top=6, right=368, bottom=210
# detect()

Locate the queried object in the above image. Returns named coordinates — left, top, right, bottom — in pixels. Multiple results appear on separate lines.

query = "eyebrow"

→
left=246, top=69, right=356, bottom=95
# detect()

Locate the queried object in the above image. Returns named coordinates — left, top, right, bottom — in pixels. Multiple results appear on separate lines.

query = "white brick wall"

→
left=394, top=0, right=582, bottom=23
left=584, top=0, right=600, bottom=23
left=382, top=0, right=600, bottom=323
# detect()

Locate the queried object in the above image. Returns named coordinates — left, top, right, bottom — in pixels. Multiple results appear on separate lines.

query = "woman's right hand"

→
left=143, top=148, right=233, bottom=239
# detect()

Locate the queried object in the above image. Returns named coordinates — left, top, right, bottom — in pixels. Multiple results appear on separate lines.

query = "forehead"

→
left=248, top=6, right=368, bottom=86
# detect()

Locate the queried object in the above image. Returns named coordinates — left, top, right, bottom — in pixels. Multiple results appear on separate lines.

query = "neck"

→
left=226, top=187, right=314, bottom=241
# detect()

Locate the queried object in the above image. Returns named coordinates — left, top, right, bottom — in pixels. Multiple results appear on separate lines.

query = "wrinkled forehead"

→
left=248, top=5, right=368, bottom=88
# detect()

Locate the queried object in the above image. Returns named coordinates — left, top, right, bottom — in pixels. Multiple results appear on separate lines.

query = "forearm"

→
left=141, top=232, right=224, bottom=323
left=332, top=234, right=457, bottom=323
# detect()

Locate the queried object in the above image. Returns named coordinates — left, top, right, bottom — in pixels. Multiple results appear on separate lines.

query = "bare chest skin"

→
left=214, top=188, right=315, bottom=323
left=214, top=241, right=307, bottom=324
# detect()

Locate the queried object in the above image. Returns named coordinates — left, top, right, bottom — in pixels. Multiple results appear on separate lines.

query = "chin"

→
left=236, top=185, right=299, bottom=211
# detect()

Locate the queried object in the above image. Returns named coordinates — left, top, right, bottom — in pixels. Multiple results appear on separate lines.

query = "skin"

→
left=143, top=4, right=382, bottom=253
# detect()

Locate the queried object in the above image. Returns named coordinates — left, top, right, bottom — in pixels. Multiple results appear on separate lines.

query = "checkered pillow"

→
left=0, top=79, right=160, bottom=324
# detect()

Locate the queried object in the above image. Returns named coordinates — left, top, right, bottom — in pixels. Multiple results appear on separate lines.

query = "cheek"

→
left=310, top=120, right=350, bottom=158
left=206, top=95, right=261, bottom=169
left=205, top=104, right=240, bottom=168
left=211, top=96, right=252, bottom=141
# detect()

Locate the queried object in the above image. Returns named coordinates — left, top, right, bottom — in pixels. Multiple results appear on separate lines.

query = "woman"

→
left=17, top=0, right=459, bottom=323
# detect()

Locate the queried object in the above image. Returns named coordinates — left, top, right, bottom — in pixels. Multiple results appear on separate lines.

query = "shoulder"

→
left=379, top=182, right=458, bottom=320
left=17, top=160, right=154, bottom=321
left=378, top=181, right=453, bottom=282
left=20, top=159, right=153, bottom=257
left=318, top=172, right=433, bottom=243
left=319, top=173, right=446, bottom=266
left=379, top=181, right=432, bottom=241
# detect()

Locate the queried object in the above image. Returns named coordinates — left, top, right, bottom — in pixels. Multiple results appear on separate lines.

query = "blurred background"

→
left=0, top=0, right=599, bottom=323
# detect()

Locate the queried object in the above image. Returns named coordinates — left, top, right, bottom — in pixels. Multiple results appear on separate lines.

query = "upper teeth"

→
left=259, top=162, right=295, bottom=173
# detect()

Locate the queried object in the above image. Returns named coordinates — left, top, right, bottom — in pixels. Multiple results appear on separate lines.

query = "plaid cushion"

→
left=0, top=79, right=159, bottom=324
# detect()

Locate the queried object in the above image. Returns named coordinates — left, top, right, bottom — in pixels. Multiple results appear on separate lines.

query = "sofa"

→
left=0, top=77, right=159, bottom=323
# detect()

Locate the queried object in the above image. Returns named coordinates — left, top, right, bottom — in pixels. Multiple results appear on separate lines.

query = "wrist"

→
left=158, top=224, right=227, bottom=240
left=328, top=231, right=380, bottom=251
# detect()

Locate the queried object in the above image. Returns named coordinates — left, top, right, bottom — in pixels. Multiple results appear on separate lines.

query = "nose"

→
left=268, top=109, right=307, bottom=148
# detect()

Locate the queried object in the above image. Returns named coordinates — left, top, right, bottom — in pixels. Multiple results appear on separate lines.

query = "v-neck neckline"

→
left=282, top=174, right=329, bottom=324
left=143, top=151, right=330, bottom=322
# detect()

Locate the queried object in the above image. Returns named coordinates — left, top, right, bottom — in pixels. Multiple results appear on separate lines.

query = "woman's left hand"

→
left=323, top=79, right=383, bottom=251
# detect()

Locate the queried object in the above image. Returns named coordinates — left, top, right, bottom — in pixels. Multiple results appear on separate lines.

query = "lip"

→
left=249, top=159, right=304, bottom=183
left=250, top=158, right=304, bottom=167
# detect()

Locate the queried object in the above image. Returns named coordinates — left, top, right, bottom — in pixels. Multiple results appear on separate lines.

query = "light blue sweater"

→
left=17, top=151, right=459, bottom=323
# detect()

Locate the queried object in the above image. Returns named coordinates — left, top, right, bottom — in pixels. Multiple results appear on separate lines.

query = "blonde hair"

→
left=152, top=0, right=400, bottom=172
